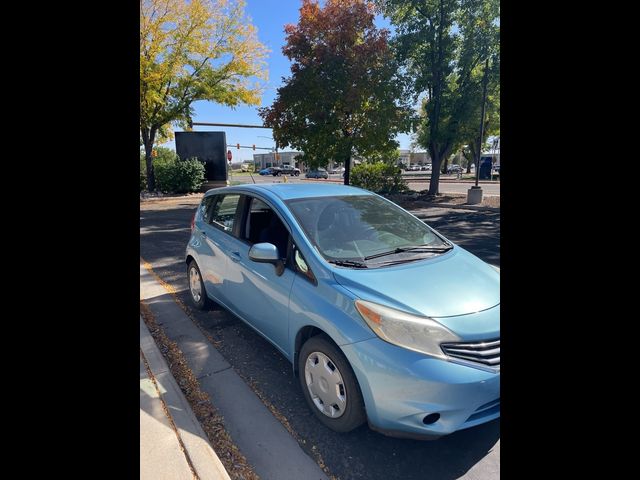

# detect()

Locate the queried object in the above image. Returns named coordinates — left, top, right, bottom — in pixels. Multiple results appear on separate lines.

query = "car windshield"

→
left=286, top=195, right=449, bottom=264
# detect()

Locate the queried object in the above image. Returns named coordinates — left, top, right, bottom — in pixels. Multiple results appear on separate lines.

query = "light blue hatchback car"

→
left=186, top=184, right=499, bottom=439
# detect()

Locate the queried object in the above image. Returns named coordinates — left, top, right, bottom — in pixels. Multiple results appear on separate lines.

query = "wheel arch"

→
left=293, top=326, right=339, bottom=377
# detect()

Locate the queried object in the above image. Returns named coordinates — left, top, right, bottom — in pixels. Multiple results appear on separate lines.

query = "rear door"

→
left=197, top=193, right=242, bottom=305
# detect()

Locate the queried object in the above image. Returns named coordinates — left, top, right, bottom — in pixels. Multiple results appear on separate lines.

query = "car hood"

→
left=332, top=247, right=499, bottom=319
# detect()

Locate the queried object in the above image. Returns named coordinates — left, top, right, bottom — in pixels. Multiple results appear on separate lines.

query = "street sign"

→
left=227, top=150, right=232, bottom=161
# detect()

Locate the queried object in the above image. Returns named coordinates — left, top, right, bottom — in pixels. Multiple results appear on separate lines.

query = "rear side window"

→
left=199, top=196, right=217, bottom=223
left=210, top=194, right=241, bottom=233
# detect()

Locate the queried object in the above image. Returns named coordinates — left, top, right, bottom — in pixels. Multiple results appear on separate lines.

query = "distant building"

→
left=398, top=149, right=411, bottom=167
left=410, top=151, right=431, bottom=165
left=397, top=150, right=430, bottom=167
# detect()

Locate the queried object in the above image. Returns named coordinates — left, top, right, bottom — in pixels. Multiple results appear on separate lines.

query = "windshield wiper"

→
left=328, top=259, right=368, bottom=268
left=363, top=244, right=453, bottom=261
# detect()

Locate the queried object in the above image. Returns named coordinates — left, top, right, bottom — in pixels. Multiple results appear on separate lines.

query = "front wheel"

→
left=299, top=335, right=366, bottom=432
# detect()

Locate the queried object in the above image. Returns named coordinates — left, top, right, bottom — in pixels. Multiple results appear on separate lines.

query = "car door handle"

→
left=230, top=251, right=241, bottom=262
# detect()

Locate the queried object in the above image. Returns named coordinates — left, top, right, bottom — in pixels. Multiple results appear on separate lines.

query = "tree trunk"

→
left=142, top=127, right=157, bottom=191
left=342, top=132, right=352, bottom=186
left=441, top=155, right=449, bottom=175
left=343, top=154, right=351, bottom=186
left=428, top=149, right=441, bottom=195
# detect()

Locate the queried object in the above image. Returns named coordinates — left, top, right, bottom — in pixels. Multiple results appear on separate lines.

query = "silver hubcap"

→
left=304, top=351, right=347, bottom=418
left=189, top=266, right=202, bottom=302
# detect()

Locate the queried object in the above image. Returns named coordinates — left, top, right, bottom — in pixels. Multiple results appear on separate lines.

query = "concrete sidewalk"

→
left=140, top=316, right=231, bottom=480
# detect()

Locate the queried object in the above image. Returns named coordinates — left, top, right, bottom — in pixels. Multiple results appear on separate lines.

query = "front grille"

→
left=441, top=338, right=500, bottom=369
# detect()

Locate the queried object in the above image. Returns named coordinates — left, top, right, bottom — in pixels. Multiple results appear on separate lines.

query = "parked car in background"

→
left=186, top=184, right=500, bottom=439
left=305, top=168, right=329, bottom=179
left=241, top=163, right=251, bottom=172
left=447, top=164, right=463, bottom=173
left=277, top=165, right=301, bottom=176
left=259, top=167, right=275, bottom=175
left=421, top=164, right=432, bottom=171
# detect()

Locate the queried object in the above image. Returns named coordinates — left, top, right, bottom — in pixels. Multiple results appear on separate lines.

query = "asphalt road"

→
left=233, top=173, right=501, bottom=196
left=140, top=199, right=500, bottom=480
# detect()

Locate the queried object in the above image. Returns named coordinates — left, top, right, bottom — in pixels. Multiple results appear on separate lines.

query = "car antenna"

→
left=249, top=171, right=256, bottom=184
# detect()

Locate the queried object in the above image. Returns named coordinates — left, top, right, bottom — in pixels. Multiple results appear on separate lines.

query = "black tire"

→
left=299, top=335, right=366, bottom=432
left=187, top=260, right=211, bottom=310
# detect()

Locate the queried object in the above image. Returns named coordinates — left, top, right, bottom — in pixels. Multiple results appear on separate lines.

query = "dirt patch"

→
left=140, top=301, right=259, bottom=480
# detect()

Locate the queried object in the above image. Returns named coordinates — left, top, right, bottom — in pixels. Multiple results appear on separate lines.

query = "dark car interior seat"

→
left=245, top=200, right=289, bottom=259
left=258, top=213, right=289, bottom=258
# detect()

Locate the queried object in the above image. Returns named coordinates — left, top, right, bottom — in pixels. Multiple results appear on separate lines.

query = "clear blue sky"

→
left=164, top=0, right=413, bottom=162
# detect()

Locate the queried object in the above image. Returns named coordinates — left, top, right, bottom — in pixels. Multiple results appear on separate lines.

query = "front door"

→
left=222, top=195, right=295, bottom=358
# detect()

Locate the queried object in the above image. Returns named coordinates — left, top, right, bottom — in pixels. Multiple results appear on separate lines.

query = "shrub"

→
left=350, top=162, right=408, bottom=194
left=155, top=157, right=205, bottom=193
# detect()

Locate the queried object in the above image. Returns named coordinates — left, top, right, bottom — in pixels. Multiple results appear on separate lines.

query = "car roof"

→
left=205, top=183, right=371, bottom=201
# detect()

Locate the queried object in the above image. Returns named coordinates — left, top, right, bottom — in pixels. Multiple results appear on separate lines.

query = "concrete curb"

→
left=140, top=316, right=232, bottom=480
left=140, top=263, right=330, bottom=480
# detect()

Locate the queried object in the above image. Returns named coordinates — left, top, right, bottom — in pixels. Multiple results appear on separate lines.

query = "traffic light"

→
left=237, top=143, right=240, bottom=149
left=252, top=144, right=256, bottom=150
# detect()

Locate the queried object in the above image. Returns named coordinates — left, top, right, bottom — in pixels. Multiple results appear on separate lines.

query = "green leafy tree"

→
left=140, top=0, right=268, bottom=190
left=454, top=0, right=500, bottom=174
left=378, top=0, right=499, bottom=194
left=259, top=0, right=410, bottom=185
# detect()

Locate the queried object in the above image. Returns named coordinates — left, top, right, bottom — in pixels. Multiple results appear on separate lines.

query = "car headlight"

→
left=355, top=300, right=460, bottom=359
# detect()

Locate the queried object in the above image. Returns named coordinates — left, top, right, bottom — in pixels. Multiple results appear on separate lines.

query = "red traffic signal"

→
left=252, top=144, right=256, bottom=150
left=236, top=143, right=240, bottom=149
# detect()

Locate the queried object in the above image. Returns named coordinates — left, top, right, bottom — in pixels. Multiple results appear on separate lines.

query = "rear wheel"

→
left=187, top=260, right=211, bottom=310
left=299, top=335, right=366, bottom=432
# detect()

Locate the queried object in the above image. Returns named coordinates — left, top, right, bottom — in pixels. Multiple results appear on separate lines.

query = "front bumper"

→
left=341, top=337, right=500, bottom=438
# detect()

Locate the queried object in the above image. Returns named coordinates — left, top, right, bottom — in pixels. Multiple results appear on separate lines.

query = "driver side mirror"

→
left=248, top=242, right=284, bottom=276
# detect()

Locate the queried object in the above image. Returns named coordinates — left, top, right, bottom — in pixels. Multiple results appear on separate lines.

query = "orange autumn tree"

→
left=260, top=0, right=409, bottom=185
